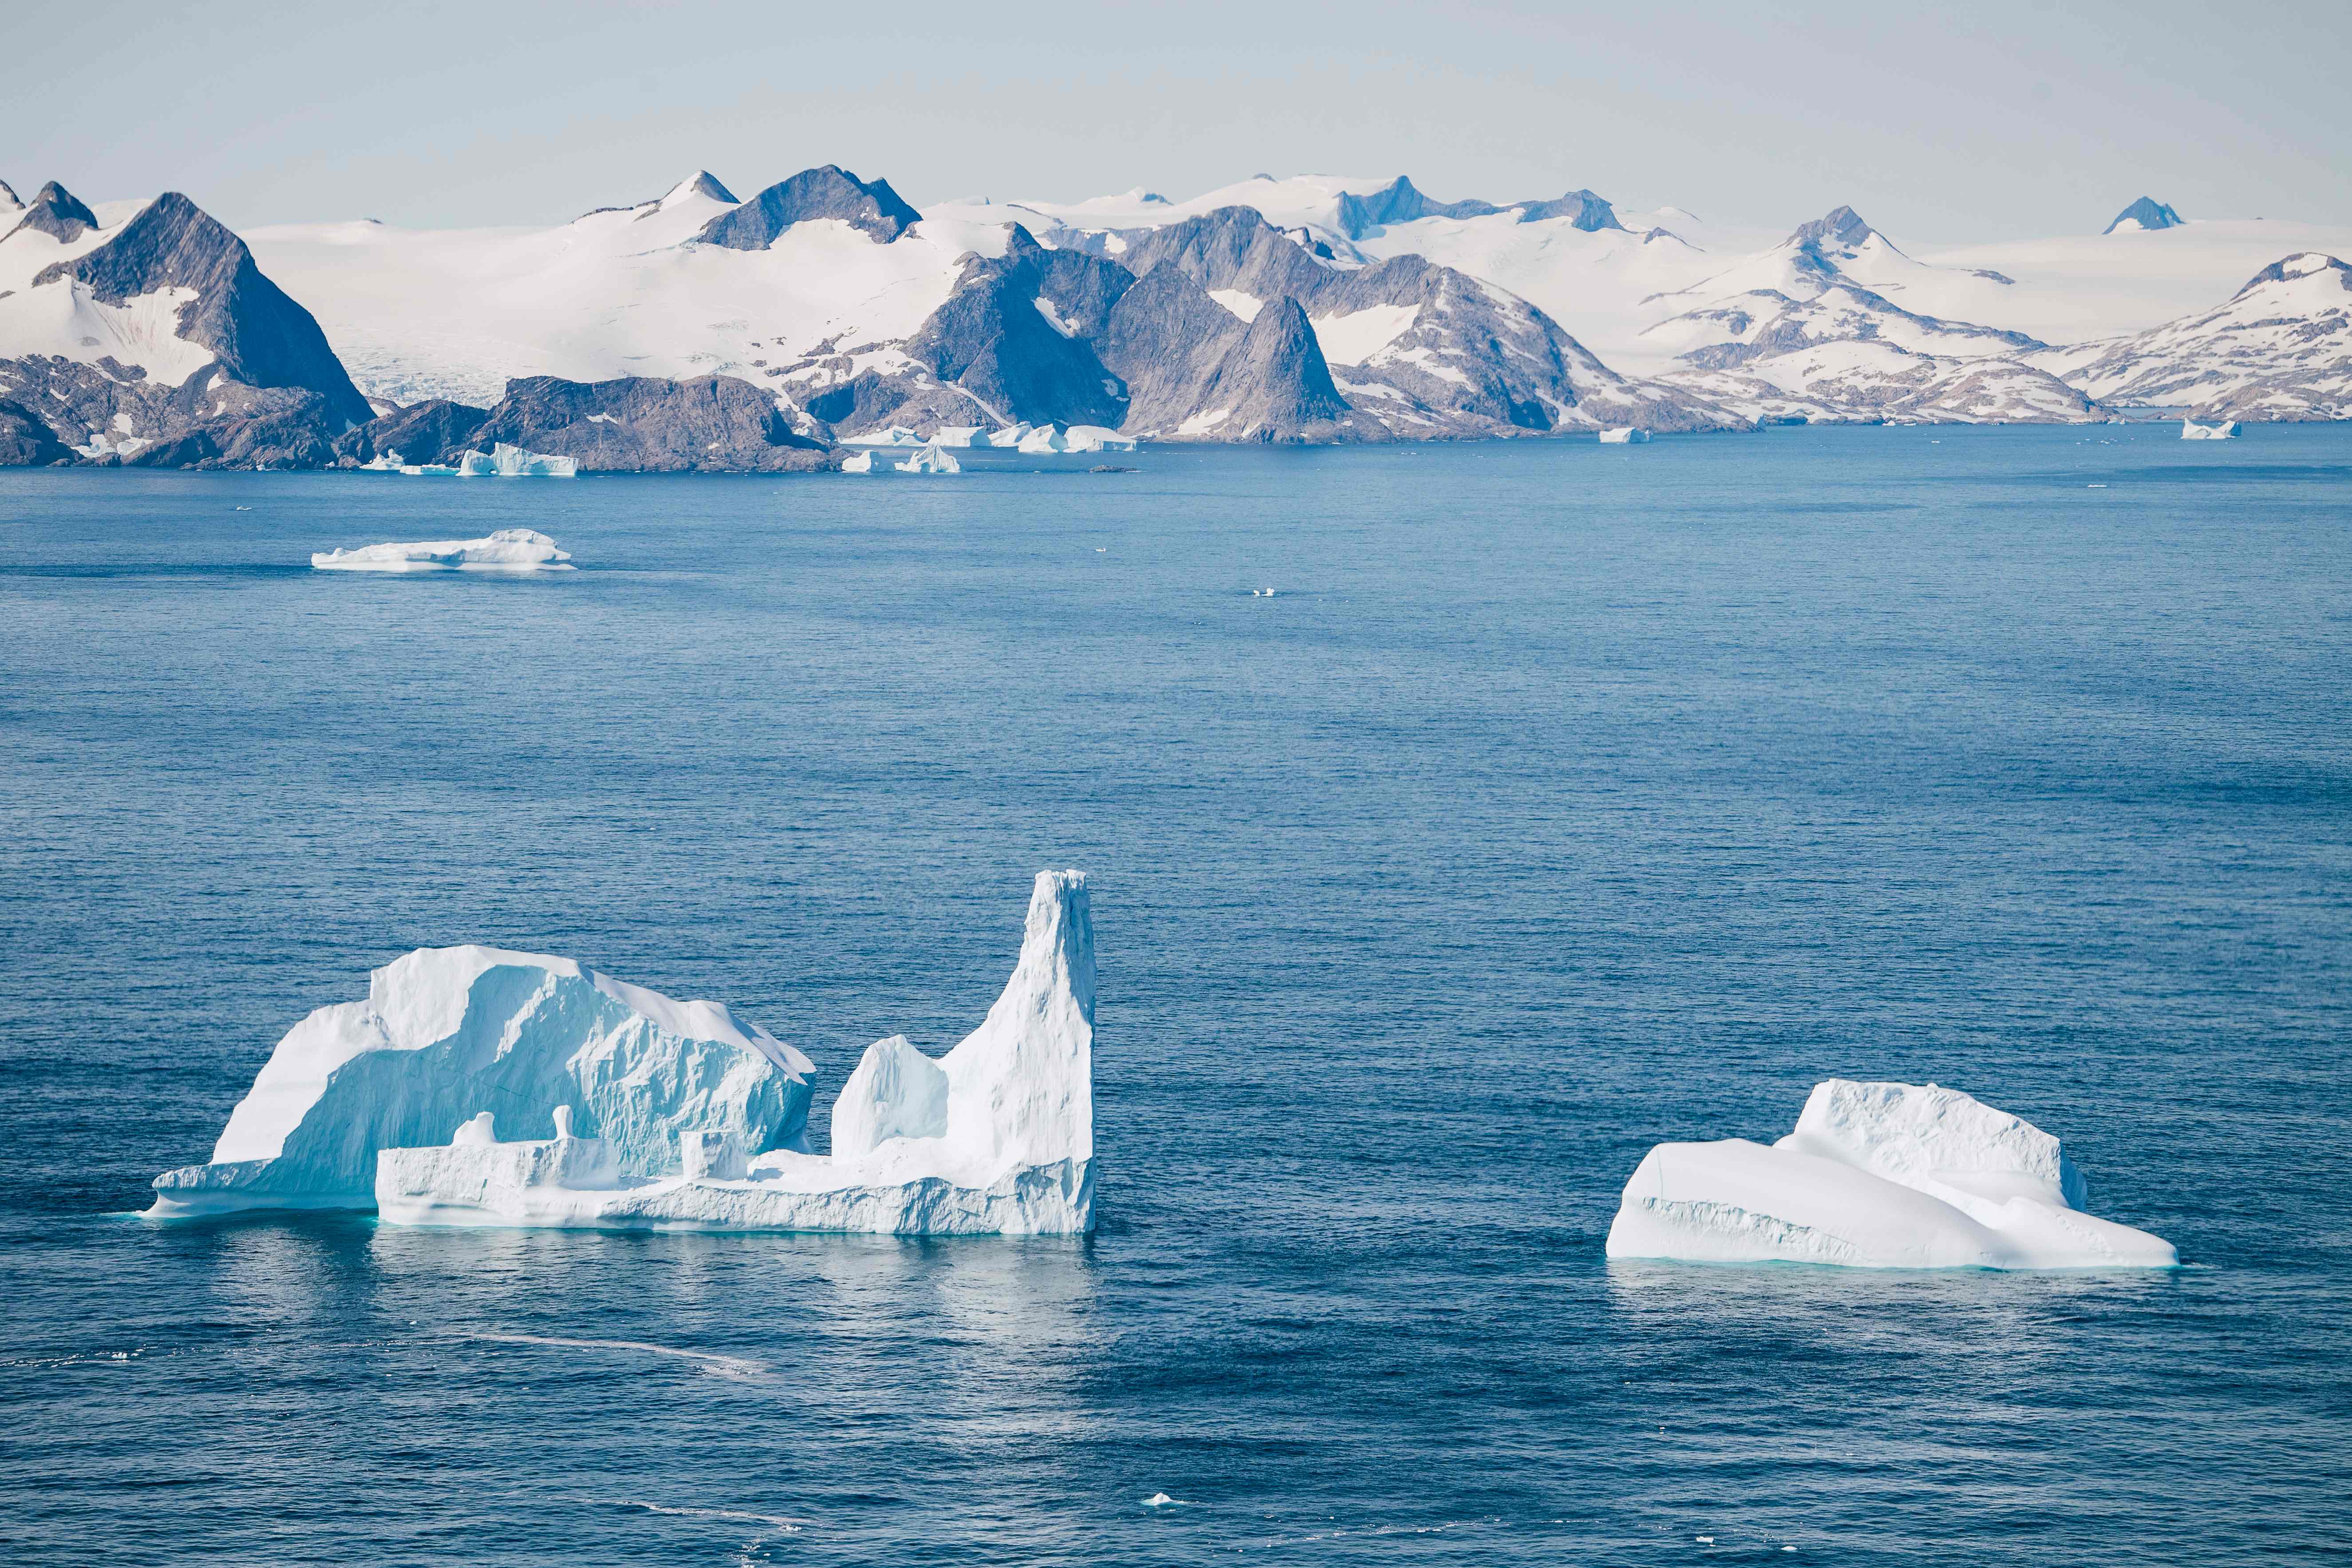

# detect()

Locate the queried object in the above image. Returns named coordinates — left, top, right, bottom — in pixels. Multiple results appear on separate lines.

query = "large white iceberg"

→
left=455, top=442, right=579, bottom=476
left=309, top=528, right=575, bottom=572
left=369, top=871, right=1096, bottom=1235
left=1605, top=1080, right=2177, bottom=1270
left=841, top=425, right=925, bottom=447
left=1598, top=427, right=1651, bottom=444
left=149, top=948, right=814, bottom=1219
left=1063, top=425, right=1138, bottom=453
left=839, top=449, right=876, bottom=473
left=893, top=443, right=961, bottom=474
left=2180, top=419, right=2239, bottom=440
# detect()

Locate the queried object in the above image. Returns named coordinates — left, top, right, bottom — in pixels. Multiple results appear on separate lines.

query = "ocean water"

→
left=2, top=425, right=2348, bottom=1566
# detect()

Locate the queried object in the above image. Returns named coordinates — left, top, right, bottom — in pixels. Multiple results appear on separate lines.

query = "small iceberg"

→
left=310, top=528, right=575, bottom=573
left=454, top=442, right=578, bottom=477
left=1063, top=425, right=1138, bottom=453
left=894, top=443, right=961, bottom=474
left=151, top=873, right=1098, bottom=1237
left=1598, top=427, right=1651, bottom=444
left=2181, top=419, right=2239, bottom=440
left=840, top=450, right=876, bottom=473
left=1605, top=1079, right=2177, bottom=1270
left=358, top=451, right=405, bottom=472
left=841, top=425, right=925, bottom=447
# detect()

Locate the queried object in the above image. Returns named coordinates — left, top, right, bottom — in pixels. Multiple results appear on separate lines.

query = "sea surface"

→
left=3, top=426, right=2348, bottom=1566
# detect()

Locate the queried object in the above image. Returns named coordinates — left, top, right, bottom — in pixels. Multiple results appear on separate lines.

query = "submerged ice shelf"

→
left=151, top=872, right=1096, bottom=1236
left=1605, top=1079, right=2177, bottom=1269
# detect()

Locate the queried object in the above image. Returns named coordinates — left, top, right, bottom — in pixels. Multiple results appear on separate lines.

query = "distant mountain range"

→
left=3, top=167, right=2348, bottom=470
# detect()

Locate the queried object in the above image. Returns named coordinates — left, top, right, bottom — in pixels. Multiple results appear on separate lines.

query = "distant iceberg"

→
left=931, top=426, right=987, bottom=447
left=2181, top=419, right=2238, bottom=440
left=984, top=423, right=1035, bottom=448
left=1064, top=425, right=1138, bottom=453
left=149, top=947, right=814, bottom=1219
left=894, top=443, right=961, bottom=474
left=455, top=442, right=579, bottom=477
left=310, top=528, right=575, bottom=572
left=151, top=873, right=1097, bottom=1236
left=841, top=425, right=925, bottom=447
left=840, top=449, right=876, bottom=472
left=1605, top=1079, right=2177, bottom=1270
left=1598, top=427, right=1650, bottom=444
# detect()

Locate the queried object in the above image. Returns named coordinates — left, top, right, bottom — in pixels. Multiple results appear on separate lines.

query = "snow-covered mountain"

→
left=247, top=167, right=1742, bottom=442
left=0, top=181, right=372, bottom=465
left=2031, top=252, right=2352, bottom=420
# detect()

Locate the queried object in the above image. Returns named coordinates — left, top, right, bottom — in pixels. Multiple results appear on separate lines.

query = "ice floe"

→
left=151, top=872, right=1097, bottom=1236
left=1604, top=1079, right=2177, bottom=1269
left=309, top=528, right=575, bottom=572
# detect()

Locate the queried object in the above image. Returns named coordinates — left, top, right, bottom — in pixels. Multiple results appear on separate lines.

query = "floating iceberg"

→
left=1063, top=425, right=1138, bottom=453
left=931, top=426, right=986, bottom=447
left=358, top=451, right=405, bottom=471
left=2181, top=419, right=2239, bottom=440
left=1604, top=1080, right=2177, bottom=1270
left=369, top=871, right=1095, bottom=1235
left=894, top=443, right=961, bottom=474
left=309, top=528, right=575, bottom=573
left=1016, top=424, right=1067, bottom=453
left=840, top=450, right=876, bottom=473
left=148, top=948, right=814, bottom=1219
left=1599, top=427, right=1651, bottom=444
left=454, top=442, right=579, bottom=477
left=841, top=425, right=925, bottom=447
left=984, top=423, right=1035, bottom=447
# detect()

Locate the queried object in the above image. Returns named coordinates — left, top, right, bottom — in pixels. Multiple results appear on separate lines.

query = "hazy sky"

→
left=9, top=0, right=2347, bottom=241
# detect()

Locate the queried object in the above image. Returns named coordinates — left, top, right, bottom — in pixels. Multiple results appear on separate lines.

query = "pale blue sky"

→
left=9, top=0, right=2347, bottom=241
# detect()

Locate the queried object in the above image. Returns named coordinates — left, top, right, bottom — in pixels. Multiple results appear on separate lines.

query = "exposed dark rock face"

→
left=1098, top=264, right=1376, bottom=441
left=1514, top=189, right=1623, bottom=231
left=1097, top=263, right=1252, bottom=431
left=695, top=165, right=922, bottom=248
left=2105, top=197, right=2185, bottom=234
left=464, top=375, right=830, bottom=471
left=0, top=179, right=20, bottom=213
left=32, top=192, right=372, bottom=427
left=0, top=399, right=72, bottom=465
left=331, top=398, right=490, bottom=465
left=126, top=387, right=349, bottom=469
left=1183, top=296, right=1365, bottom=441
left=6, top=180, right=99, bottom=245
left=1120, top=207, right=1334, bottom=302
left=896, top=229, right=1131, bottom=428
left=1787, top=205, right=1875, bottom=251
left=1330, top=177, right=1626, bottom=237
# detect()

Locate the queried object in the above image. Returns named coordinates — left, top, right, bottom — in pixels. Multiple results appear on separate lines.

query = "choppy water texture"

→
left=3, top=426, right=2349, bottom=1566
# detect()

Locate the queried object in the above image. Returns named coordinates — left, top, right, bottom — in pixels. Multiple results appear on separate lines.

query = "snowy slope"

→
left=2032, top=253, right=2352, bottom=419
left=245, top=173, right=1008, bottom=409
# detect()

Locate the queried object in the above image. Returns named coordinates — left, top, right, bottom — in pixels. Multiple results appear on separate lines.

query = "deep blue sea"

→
left=3, top=426, right=2349, bottom=1566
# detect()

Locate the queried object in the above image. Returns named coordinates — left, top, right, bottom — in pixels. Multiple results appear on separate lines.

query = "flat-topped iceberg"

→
left=310, top=528, right=574, bottom=572
left=1605, top=1079, right=2177, bottom=1270
left=149, top=947, right=814, bottom=1219
left=1598, top=427, right=1651, bottom=443
left=456, top=442, right=579, bottom=476
left=372, top=871, right=1095, bottom=1234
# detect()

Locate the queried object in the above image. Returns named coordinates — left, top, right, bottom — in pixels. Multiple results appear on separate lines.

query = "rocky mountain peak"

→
left=1787, top=205, right=1875, bottom=252
left=665, top=170, right=739, bottom=206
left=2104, top=197, right=2185, bottom=234
left=1516, top=189, right=1624, bottom=232
left=695, top=165, right=921, bottom=248
left=6, top=180, right=101, bottom=245
left=0, top=179, right=21, bottom=215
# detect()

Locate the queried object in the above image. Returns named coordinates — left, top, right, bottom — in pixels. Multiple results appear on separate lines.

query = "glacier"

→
left=310, top=528, right=574, bottom=572
left=148, top=947, right=815, bottom=1219
left=1605, top=1079, right=2177, bottom=1270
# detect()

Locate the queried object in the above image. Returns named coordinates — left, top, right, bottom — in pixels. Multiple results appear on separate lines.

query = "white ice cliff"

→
left=455, top=442, right=579, bottom=477
left=310, top=528, right=574, bottom=572
left=148, top=947, right=815, bottom=1219
left=151, top=872, right=1097, bottom=1236
left=1604, top=1079, right=2177, bottom=1270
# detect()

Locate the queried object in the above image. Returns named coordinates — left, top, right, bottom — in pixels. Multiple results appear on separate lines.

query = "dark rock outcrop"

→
left=895, top=229, right=1131, bottom=428
left=0, top=399, right=73, bottom=466
left=696, top=165, right=922, bottom=248
left=1515, top=189, right=1623, bottom=231
left=5, top=180, right=99, bottom=245
left=2105, top=197, right=2185, bottom=235
left=331, top=399, right=491, bottom=465
left=465, top=375, right=830, bottom=471
left=1329, top=177, right=1625, bottom=238
left=32, top=192, right=372, bottom=428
